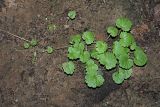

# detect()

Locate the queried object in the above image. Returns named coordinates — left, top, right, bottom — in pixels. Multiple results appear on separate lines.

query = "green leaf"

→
left=98, top=53, right=107, bottom=65
left=70, top=34, right=81, bottom=44
left=123, top=68, right=132, bottom=79
left=46, top=46, right=54, bottom=54
left=107, top=26, right=118, bottom=37
left=96, top=41, right=108, bottom=54
left=130, top=42, right=137, bottom=50
left=112, top=41, right=129, bottom=59
left=80, top=51, right=90, bottom=63
left=86, top=63, right=98, bottom=75
left=82, top=31, right=95, bottom=45
left=134, top=47, right=147, bottom=66
left=85, top=73, right=104, bottom=88
left=112, top=68, right=132, bottom=84
left=90, top=50, right=100, bottom=59
left=62, top=61, right=75, bottom=75
left=48, top=24, right=56, bottom=32
left=68, top=46, right=80, bottom=59
left=119, top=32, right=134, bottom=47
left=24, top=42, right=30, bottom=49
left=98, top=52, right=117, bottom=70
left=112, top=69, right=125, bottom=84
left=68, top=42, right=84, bottom=59
left=86, top=59, right=95, bottom=67
left=30, top=39, right=38, bottom=46
left=116, top=17, right=132, bottom=31
left=68, top=10, right=76, bottom=20
left=119, top=54, right=133, bottom=69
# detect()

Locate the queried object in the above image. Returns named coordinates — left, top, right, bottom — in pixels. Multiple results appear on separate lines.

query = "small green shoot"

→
left=48, top=24, right=56, bottom=32
left=46, top=46, right=54, bottom=54
left=24, top=42, right=30, bottom=49
left=68, top=10, right=76, bottom=20
left=30, top=39, right=38, bottom=46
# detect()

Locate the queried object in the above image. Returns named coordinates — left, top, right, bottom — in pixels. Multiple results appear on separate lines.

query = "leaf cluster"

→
left=62, top=17, right=147, bottom=88
left=24, top=39, right=38, bottom=49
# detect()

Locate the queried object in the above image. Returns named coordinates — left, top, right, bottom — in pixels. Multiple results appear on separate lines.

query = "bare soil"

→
left=0, top=0, right=160, bottom=107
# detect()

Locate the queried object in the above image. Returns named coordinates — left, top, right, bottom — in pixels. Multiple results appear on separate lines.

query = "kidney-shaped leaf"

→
left=82, top=31, right=95, bottom=44
left=70, top=34, right=81, bottom=44
left=98, top=52, right=117, bottom=70
left=134, top=47, right=147, bottom=66
left=107, top=26, right=118, bottom=37
left=112, top=69, right=125, bottom=84
left=85, top=72, right=104, bottom=88
left=113, top=41, right=129, bottom=59
left=96, top=41, right=108, bottom=54
left=116, top=17, right=132, bottom=31
left=119, top=54, right=133, bottom=69
left=119, top=32, right=134, bottom=47
left=68, top=42, right=84, bottom=59
left=80, top=51, right=90, bottom=63
left=62, top=61, right=75, bottom=75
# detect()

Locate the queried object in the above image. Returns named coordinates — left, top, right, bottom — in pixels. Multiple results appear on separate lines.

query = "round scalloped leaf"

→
left=116, top=17, right=132, bottom=31
left=98, top=52, right=117, bottom=70
left=68, top=42, right=84, bottom=59
left=86, top=59, right=95, bottom=67
left=82, top=31, right=95, bottom=44
left=62, top=61, right=75, bottom=75
left=119, top=54, right=133, bottom=69
left=70, top=34, right=81, bottom=44
left=134, top=47, right=147, bottom=66
left=123, top=68, right=132, bottom=79
left=80, top=51, right=90, bottom=63
left=30, top=39, right=38, bottom=46
left=98, top=53, right=107, bottom=65
left=24, top=42, right=30, bottom=49
left=86, top=63, right=98, bottom=74
left=68, top=10, right=76, bottom=20
left=46, top=46, right=54, bottom=54
left=130, top=42, right=137, bottom=50
left=112, top=41, right=129, bottom=59
left=90, top=50, right=100, bottom=59
left=119, top=32, right=134, bottom=47
left=112, top=69, right=125, bottom=84
left=107, top=26, right=118, bottom=37
left=96, top=41, right=108, bottom=54
left=68, top=46, right=80, bottom=59
left=85, top=73, right=104, bottom=88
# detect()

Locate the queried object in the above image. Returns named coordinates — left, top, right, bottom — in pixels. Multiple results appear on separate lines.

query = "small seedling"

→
left=30, top=39, right=38, bottom=46
left=68, top=10, right=76, bottom=20
left=62, top=17, right=147, bottom=88
left=23, top=42, right=30, bottom=49
left=48, top=24, right=56, bottom=32
left=23, top=39, right=38, bottom=49
left=46, top=46, right=54, bottom=54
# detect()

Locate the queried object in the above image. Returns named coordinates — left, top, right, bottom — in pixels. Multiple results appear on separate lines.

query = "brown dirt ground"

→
left=0, top=0, right=160, bottom=107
